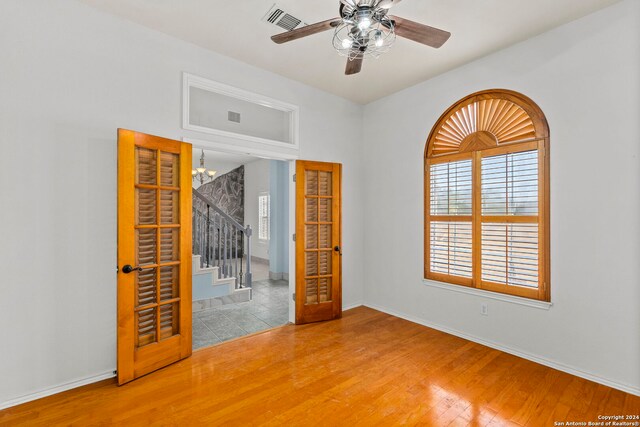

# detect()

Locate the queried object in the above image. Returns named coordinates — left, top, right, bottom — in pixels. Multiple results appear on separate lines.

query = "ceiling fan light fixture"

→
left=374, top=30, right=384, bottom=47
left=333, top=14, right=395, bottom=60
left=357, top=17, right=372, bottom=30
left=355, top=8, right=373, bottom=30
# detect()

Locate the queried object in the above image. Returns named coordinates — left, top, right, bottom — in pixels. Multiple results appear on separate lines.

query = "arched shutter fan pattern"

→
left=427, top=90, right=549, bottom=158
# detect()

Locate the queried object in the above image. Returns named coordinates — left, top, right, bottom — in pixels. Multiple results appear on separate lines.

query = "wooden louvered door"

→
left=117, top=129, right=192, bottom=385
left=295, top=161, right=342, bottom=324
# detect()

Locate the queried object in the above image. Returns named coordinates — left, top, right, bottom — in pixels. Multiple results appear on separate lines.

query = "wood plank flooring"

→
left=1, top=306, right=638, bottom=426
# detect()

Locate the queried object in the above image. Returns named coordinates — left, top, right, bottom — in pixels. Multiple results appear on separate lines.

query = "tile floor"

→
left=193, top=279, right=290, bottom=350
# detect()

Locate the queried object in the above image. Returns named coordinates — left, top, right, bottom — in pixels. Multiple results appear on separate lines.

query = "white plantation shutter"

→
left=482, top=151, right=538, bottom=216
left=426, top=144, right=546, bottom=298
left=481, top=223, right=539, bottom=287
left=429, top=160, right=472, bottom=278
left=481, top=150, right=539, bottom=288
left=430, top=160, right=472, bottom=216
left=430, top=222, right=472, bottom=277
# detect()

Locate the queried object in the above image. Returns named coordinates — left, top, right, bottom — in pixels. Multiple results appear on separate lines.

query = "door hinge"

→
left=292, top=233, right=296, bottom=241
left=292, top=292, right=296, bottom=301
left=293, top=174, right=296, bottom=182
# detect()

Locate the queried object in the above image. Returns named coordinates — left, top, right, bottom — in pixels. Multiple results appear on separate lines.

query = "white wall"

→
left=0, top=0, right=365, bottom=407
left=244, top=159, right=270, bottom=260
left=269, top=160, right=289, bottom=276
left=362, top=0, right=640, bottom=395
left=189, top=87, right=290, bottom=144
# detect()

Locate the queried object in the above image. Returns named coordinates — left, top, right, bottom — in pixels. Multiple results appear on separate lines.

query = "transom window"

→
left=425, top=89, right=550, bottom=301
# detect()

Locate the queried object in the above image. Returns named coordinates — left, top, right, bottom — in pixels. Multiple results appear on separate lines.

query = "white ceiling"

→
left=78, top=0, right=620, bottom=104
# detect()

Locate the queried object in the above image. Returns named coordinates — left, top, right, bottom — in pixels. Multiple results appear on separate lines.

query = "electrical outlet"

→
left=480, top=303, right=489, bottom=316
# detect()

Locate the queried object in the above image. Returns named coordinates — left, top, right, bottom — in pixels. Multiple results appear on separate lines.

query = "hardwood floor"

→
left=1, top=306, right=638, bottom=426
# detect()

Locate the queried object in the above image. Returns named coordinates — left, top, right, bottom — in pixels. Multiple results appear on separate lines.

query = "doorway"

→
left=190, top=148, right=291, bottom=349
left=117, top=131, right=342, bottom=384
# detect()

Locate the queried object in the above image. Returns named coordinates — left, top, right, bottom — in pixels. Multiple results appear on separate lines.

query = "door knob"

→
left=334, top=246, right=342, bottom=255
left=122, top=265, right=143, bottom=274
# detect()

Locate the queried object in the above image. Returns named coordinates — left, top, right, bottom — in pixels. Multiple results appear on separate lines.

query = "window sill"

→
left=422, top=278, right=553, bottom=310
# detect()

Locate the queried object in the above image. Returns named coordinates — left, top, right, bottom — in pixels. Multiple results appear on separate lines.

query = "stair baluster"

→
left=192, top=188, right=252, bottom=289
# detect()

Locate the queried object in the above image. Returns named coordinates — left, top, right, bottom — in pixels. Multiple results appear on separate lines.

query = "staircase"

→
left=192, top=255, right=251, bottom=312
left=192, top=188, right=253, bottom=311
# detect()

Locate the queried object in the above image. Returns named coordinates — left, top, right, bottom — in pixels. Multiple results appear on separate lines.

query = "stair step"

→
left=192, top=254, right=239, bottom=293
left=193, top=287, right=252, bottom=312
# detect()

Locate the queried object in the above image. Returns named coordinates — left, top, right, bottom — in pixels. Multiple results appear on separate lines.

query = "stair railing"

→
left=192, top=188, right=252, bottom=289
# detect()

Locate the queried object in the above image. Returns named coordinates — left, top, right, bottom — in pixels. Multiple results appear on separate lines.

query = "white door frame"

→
left=184, top=137, right=298, bottom=323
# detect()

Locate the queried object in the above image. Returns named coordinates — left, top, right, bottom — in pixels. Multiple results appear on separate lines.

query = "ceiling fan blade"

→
left=345, top=56, right=363, bottom=75
left=377, top=0, right=402, bottom=9
left=271, top=18, right=342, bottom=44
left=389, top=15, right=451, bottom=48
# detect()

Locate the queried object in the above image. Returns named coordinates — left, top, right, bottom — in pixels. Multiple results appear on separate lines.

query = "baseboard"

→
left=269, top=271, right=289, bottom=281
left=364, top=302, right=640, bottom=397
left=343, top=301, right=364, bottom=311
left=0, top=370, right=116, bottom=411
left=269, top=271, right=282, bottom=280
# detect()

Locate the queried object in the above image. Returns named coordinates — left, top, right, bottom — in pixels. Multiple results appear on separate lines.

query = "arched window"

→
left=425, top=89, right=550, bottom=301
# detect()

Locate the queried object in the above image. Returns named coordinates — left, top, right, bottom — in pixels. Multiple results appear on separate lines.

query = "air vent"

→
left=228, top=111, right=241, bottom=123
left=262, top=4, right=305, bottom=31
left=276, top=13, right=301, bottom=31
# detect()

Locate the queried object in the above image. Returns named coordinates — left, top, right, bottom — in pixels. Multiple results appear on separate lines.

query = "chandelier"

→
left=191, top=150, right=217, bottom=185
left=332, top=3, right=396, bottom=60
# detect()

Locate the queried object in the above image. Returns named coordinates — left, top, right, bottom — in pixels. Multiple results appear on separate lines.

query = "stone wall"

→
left=193, top=166, right=244, bottom=259
left=195, top=166, right=244, bottom=224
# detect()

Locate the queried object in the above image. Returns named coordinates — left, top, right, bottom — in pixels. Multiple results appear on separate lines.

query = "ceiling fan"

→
left=271, top=0, right=451, bottom=76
